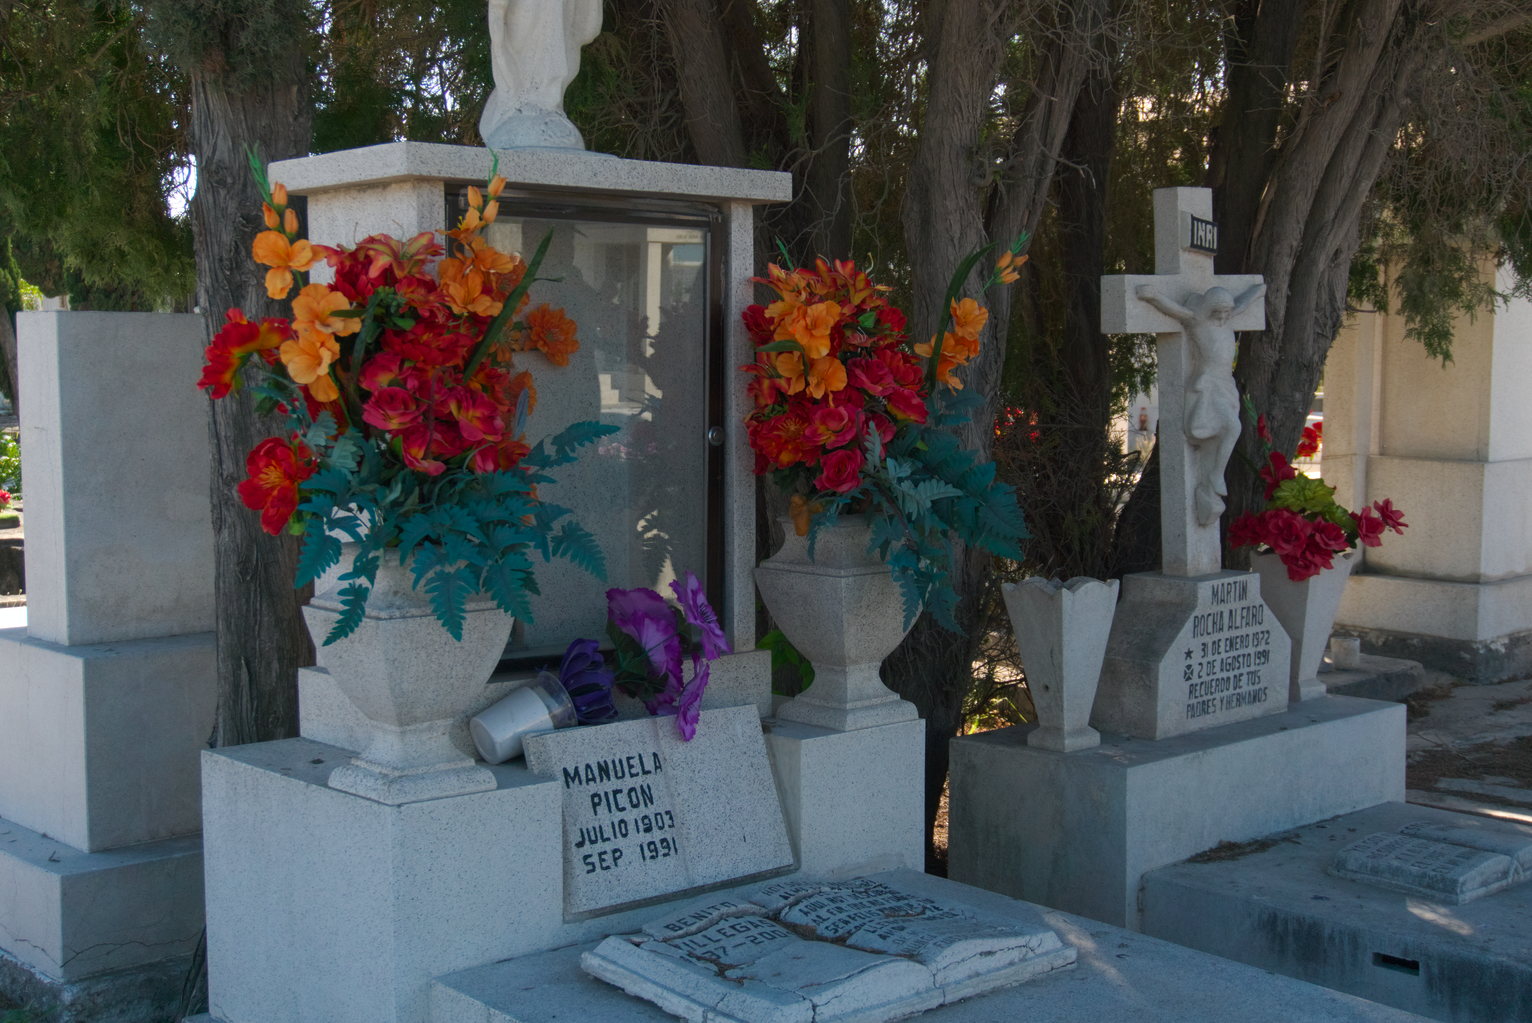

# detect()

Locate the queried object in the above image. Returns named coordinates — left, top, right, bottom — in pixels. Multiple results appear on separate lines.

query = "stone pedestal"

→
left=1326, top=263, right=1532, bottom=682
left=0, top=313, right=215, bottom=1020
left=948, top=695, right=1404, bottom=929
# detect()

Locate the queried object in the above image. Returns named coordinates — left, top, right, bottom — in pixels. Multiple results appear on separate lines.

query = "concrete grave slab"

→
left=1141, top=801, right=1532, bottom=1022
left=522, top=704, right=794, bottom=916
left=1329, top=830, right=1529, bottom=904
left=433, top=869, right=1428, bottom=1023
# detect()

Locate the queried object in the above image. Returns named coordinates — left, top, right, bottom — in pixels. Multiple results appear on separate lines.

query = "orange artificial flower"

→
left=524, top=304, right=580, bottom=366
left=949, top=297, right=988, bottom=341
left=773, top=300, right=839, bottom=360
left=788, top=493, right=823, bottom=537
left=279, top=331, right=341, bottom=401
left=252, top=231, right=316, bottom=300
left=291, top=283, right=361, bottom=338
left=438, top=259, right=503, bottom=318
left=805, top=355, right=848, bottom=399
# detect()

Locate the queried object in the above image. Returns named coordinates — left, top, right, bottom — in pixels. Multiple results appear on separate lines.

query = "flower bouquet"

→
left=554, top=571, right=731, bottom=740
left=741, top=245, right=1029, bottom=627
left=1228, top=406, right=1406, bottom=581
left=0, top=488, right=14, bottom=529
left=199, top=156, right=616, bottom=642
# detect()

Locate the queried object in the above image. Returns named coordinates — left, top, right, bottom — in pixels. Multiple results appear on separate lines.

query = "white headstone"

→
left=1102, top=187, right=1264, bottom=577
left=522, top=704, right=794, bottom=916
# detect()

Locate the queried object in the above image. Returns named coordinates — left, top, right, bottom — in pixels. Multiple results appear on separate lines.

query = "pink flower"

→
left=1373, top=498, right=1407, bottom=534
left=814, top=447, right=864, bottom=494
left=362, top=387, right=424, bottom=433
left=807, top=404, right=862, bottom=449
left=1352, top=506, right=1385, bottom=548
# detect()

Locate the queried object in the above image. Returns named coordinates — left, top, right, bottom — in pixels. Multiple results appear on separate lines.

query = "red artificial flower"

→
left=1353, top=506, right=1386, bottom=548
left=846, top=356, right=895, bottom=396
left=362, top=387, right=425, bottom=433
left=198, top=310, right=293, bottom=399
left=806, top=404, right=861, bottom=449
left=441, top=386, right=504, bottom=444
left=814, top=446, right=865, bottom=494
left=1256, top=413, right=1272, bottom=444
left=236, top=437, right=315, bottom=535
left=1296, top=421, right=1323, bottom=459
left=1259, top=451, right=1297, bottom=500
left=1373, top=498, right=1407, bottom=534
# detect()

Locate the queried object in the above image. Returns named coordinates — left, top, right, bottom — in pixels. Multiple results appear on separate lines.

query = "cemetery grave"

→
left=5, top=7, right=1532, bottom=1023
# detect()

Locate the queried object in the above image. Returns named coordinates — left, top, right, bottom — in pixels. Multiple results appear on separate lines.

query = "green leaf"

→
left=295, top=529, right=341, bottom=588
left=423, top=565, right=474, bottom=641
left=551, top=521, right=606, bottom=578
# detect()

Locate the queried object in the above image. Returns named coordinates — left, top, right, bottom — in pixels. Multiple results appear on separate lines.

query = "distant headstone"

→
left=1093, top=188, right=1289, bottom=740
left=582, top=875, right=1076, bottom=1021
left=522, top=704, right=793, bottom=916
left=1331, top=823, right=1532, bottom=904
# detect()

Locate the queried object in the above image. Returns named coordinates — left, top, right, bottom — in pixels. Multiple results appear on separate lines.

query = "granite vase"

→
left=755, top=515, right=918, bottom=731
left=1003, top=576, right=1119, bottom=752
left=302, top=543, right=510, bottom=804
left=1251, top=547, right=1356, bottom=702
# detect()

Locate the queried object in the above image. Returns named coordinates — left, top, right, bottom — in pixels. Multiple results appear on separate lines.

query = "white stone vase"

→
left=1250, top=547, right=1356, bottom=702
left=1003, top=576, right=1119, bottom=752
left=755, top=515, right=919, bottom=731
left=302, top=544, right=512, bottom=804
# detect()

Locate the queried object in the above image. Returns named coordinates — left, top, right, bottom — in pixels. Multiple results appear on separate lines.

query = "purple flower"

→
left=674, top=652, right=711, bottom=741
left=606, top=586, right=683, bottom=686
left=670, top=572, right=731, bottom=661
left=558, top=639, right=618, bottom=725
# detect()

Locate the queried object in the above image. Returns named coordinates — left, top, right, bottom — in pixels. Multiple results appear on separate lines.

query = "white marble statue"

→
left=1135, top=281, right=1266, bottom=525
left=481, top=0, right=602, bottom=150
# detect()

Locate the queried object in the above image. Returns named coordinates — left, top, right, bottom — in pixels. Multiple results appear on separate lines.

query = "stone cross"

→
left=481, top=0, right=602, bottom=150
left=1102, top=187, right=1265, bottom=577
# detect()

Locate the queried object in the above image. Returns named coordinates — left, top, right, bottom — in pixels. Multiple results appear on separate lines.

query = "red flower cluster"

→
left=199, top=176, right=579, bottom=535
left=1296, top=420, right=1322, bottom=459
left=1230, top=441, right=1407, bottom=581
left=742, top=259, right=932, bottom=501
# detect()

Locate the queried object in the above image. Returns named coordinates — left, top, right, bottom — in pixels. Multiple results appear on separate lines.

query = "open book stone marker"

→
left=581, top=874, right=1077, bottom=1021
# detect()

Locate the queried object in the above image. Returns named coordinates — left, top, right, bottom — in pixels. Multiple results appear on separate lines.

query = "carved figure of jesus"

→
left=1135, top=281, right=1266, bottom=525
left=481, top=0, right=602, bottom=149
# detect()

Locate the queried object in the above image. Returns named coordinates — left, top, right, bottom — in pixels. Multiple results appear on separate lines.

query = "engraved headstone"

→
left=581, top=874, right=1077, bottom=1022
left=522, top=704, right=793, bottom=915
left=1093, top=188, right=1289, bottom=740
left=1330, top=828, right=1532, bottom=904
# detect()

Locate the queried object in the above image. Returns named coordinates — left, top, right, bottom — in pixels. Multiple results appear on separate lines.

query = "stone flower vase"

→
left=1251, top=547, right=1356, bottom=702
left=303, top=544, right=512, bottom=804
left=755, top=515, right=919, bottom=731
left=1003, top=576, right=1119, bottom=752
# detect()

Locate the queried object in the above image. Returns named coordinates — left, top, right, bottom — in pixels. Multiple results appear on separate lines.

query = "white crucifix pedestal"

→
left=1091, top=187, right=1291, bottom=740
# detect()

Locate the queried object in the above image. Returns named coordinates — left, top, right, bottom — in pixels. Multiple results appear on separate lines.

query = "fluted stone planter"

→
left=1003, top=576, right=1119, bottom=752
left=303, top=544, right=512, bottom=804
left=1251, top=547, right=1356, bottom=702
left=755, top=515, right=918, bottom=732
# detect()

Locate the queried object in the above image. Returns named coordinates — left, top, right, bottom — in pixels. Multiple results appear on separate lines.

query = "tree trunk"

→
left=803, top=0, right=852, bottom=256
left=0, top=308, right=18, bottom=421
left=183, top=7, right=315, bottom=747
left=1226, top=0, right=1438, bottom=526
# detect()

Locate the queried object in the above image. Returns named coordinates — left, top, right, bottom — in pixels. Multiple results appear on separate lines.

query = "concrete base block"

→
left=428, top=869, right=1425, bottom=1023
left=1141, top=802, right=1532, bottom=1022
left=0, top=814, right=203, bottom=987
left=765, top=717, right=924, bottom=878
left=0, top=627, right=215, bottom=852
left=948, top=695, right=1404, bottom=929
left=1337, top=622, right=1532, bottom=686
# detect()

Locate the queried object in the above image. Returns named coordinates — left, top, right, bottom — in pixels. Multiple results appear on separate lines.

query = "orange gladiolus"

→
left=805, top=355, right=848, bottom=399
left=279, top=331, right=341, bottom=396
left=292, top=283, right=361, bottom=338
left=949, top=297, right=988, bottom=341
left=252, top=231, right=317, bottom=299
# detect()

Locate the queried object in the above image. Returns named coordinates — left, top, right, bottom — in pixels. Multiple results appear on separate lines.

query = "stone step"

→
left=1141, top=802, right=1532, bottom=1022
left=432, top=871, right=1428, bottom=1023
left=1322, top=654, right=1426, bottom=704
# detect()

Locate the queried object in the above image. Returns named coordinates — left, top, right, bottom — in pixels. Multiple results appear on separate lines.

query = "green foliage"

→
left=292, top=410, right=617, bottom=644
left=0, top=432, right=20, bottom=496
left=809, top=389, right=1027, bottom=631
left=0, top=2, right=192, bottom=309
left=758, top=627, right=814, bottom=697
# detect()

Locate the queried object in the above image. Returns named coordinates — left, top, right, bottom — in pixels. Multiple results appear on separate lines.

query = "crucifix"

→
left=1102, top=187, right=1266, bottom=578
